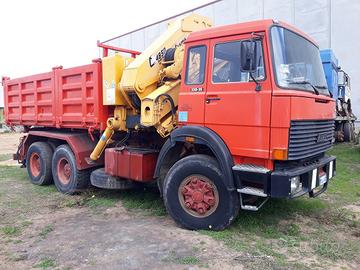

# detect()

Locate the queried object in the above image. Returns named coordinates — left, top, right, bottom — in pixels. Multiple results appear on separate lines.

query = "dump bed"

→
left=2, top=61, right=109, bottom=130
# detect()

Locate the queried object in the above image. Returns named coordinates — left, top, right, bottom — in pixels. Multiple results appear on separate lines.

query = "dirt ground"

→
left=0, top=133, right=247, bottom=270
left=0, top=133, right=23, bottom=166
left=0, top=203, right=246, bottom=270
left=0, top=132, right=23, bottom=154
left=0, top=133, right=359, bottom=270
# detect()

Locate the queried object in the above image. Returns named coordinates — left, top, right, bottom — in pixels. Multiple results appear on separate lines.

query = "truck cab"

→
left=172, top=19, right=335, bottom=211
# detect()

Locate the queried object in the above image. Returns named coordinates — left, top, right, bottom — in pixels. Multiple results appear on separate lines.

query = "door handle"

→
left=205, top=97, right=221, bottom=104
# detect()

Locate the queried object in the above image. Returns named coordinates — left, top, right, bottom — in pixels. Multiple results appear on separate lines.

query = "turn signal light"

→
left=272, top=148, right=288, bottom=160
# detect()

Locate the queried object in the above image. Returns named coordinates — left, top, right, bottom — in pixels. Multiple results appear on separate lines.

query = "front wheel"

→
left=163, top=154, right=239, bottom=230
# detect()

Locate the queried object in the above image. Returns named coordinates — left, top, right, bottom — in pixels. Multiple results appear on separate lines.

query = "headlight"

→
left=290, top=176, right=302, bottom=194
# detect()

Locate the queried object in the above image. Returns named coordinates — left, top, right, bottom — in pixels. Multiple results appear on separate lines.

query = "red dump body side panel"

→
left=3, top=61, right=108, bottom=130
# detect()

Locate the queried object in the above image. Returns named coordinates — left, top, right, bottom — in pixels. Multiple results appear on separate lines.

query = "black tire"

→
left=91, top=168, right=143, bottom=190
left=163, top=154, right=239, bottom=231
left=52, top=144, right=90, bottom=194
left=26, top=142, right=53, bottom=185
left=343, top=122, right=353, bottom=142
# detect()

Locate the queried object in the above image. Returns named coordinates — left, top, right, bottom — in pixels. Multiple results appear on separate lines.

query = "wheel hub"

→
left=29, top=153, right=41, bottom=177
left=63, top=164, right=71, bottom=178
left=57, top=158, right=72, bottom=185
left=179, top=175, right=219, bottom=217
left=192, top=191, right=204, bottom=203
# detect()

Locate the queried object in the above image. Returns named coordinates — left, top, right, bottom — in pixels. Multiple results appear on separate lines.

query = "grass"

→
left=21, top=220, right=33, bottom=227
left=206, top=197, right=326, bottom=242
left=163, top=250, right=200, bottom=265
left=0, top=164, right=27, bottom=181
left=312, top=237, right=359, bottom=261
left=201, top=143, right=360, bottom=268
left=0, top=153, right=12, bottom=162
left=0, top=164, right=165, bottom=215
left=119, top=189, right=166, bottom=216
left=1, top=226, right=21, bottom=236
left=39, top=225, right=54, bottom=238
left=34, top=257, right=56, bottom=269
left=175, top=255, right=200, bottom=265
left=82, top=190, right=120, bottom=208
left=33, top=185, right=58, bottom=195
left=9, top=252, right=27, bottom=261
left=74, top=187, right=167, bottom=216
left=0, top=143, right=359, bottom=269
left=327, top=143, right=360, bottom=204
left=57, top=187, right=166, bottom=216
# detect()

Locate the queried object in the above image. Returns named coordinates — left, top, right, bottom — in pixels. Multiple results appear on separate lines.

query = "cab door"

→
left=178, top=41, right=209, bottom=125
left=204, top=33, right=272, bottom=159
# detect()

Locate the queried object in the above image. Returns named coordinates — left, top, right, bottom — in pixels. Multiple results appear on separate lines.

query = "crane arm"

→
left=120, top=14, right=212, bottom=100
left=90, top=14, right=212, bottom=161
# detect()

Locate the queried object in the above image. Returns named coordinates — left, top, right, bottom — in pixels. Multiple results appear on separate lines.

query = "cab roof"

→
left=186, top=19, right=317, bottom=47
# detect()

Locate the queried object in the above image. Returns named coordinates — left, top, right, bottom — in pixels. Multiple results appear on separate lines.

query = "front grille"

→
left=288, top=120, right=334, bottom=160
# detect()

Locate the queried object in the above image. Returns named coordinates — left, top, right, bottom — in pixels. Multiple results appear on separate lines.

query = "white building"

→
left=102, top=0, right=360, bottom=122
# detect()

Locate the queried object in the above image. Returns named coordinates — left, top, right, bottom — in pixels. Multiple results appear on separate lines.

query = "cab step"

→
left=240, top=197, right=269, bottom=211
left=232, top=164, right=270, bottom=174
left=238, top=186, right=269, bottom=211
left=237, top=187, right=267, bottom=197
left=241, top=205, right=259, bottom=211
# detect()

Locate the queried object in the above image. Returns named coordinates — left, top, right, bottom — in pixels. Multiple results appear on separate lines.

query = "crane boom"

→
left=120, top=14, right=212, bottom=100
left=90, top=14, right=212, bottom=161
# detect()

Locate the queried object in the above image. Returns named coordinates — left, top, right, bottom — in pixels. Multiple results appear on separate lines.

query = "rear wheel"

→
left=26, top=142, right=53, bottom=185
left=163, top=154, right=239, bottom=230
left=52, top=145, right=90, bottom=194
left=343, top=122, right=353, bottom=142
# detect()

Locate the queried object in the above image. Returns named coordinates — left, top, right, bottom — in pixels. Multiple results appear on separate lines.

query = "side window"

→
left=185, top=46, right=206, bottom=85
left=212, top=40, right=265, bottom=83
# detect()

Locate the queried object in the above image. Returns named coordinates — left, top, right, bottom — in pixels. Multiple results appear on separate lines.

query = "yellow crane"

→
left=90, top=14, right=212, bottom=161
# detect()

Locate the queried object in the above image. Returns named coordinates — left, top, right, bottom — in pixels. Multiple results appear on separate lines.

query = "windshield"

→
left=271, top=26, right=329, bottom=95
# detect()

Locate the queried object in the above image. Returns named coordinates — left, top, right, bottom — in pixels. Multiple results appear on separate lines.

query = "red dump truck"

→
left=2, top=15, right=336, bottom=230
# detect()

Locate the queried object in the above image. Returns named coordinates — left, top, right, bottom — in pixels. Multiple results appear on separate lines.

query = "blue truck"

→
left=320, top=49, right=356, bottom=142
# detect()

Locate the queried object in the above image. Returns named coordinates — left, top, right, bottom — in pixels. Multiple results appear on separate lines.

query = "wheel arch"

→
left=154, top=126, right=236, bottom=191
left=19, top=130, right=103, bottom=170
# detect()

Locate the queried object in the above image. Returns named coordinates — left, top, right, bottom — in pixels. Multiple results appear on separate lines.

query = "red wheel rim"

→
left=57, top=157, right=72, bottom=185
left=29, top=152, right=41, bottom=177
left=178, top=175, right=219, bottom=218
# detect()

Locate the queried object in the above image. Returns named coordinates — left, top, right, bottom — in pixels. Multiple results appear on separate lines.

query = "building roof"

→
left=102, top=0, right=221, bottom=43
left=186, top=19, right=275, bottom=42
left=186, top=19, right=317, bottom=46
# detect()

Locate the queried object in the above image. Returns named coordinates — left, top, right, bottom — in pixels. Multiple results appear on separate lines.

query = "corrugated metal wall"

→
left=104, top=0, right=360, bottom=119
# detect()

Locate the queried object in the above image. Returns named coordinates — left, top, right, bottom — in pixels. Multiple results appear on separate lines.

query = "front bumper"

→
left=271, top=156, right=336, bottom=198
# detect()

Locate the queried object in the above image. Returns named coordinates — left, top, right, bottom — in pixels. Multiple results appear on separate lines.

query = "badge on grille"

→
left=317, top=133, right=328, bottom=143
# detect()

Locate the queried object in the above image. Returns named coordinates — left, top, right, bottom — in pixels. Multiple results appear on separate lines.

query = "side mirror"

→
left=240, top=40, right=258, bottom=73
left=338, top=70, right=345, bottom=86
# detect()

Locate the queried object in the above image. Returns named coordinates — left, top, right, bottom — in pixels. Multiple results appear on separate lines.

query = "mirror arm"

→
left=249, top=72, right=261, bottom=91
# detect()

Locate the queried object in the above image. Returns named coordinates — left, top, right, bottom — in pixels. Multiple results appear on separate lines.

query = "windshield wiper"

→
left=314, top=85, right=333, bottom=97
left=287, top=80, right=320, bottom=95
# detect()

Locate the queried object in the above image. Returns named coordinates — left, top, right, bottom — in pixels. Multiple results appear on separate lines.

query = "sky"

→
left=0, top=0, right=211, bottom=107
